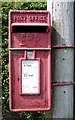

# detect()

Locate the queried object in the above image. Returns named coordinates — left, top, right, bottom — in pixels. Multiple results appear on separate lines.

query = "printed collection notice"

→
left=22, top=60, right=39, bottom=94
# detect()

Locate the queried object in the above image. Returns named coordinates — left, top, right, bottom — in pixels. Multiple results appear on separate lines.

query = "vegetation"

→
left=1, top=1, right=47, bottom=120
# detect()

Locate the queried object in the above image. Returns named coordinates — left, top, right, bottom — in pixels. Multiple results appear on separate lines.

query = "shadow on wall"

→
left=51, top=27, right=66, bottom=83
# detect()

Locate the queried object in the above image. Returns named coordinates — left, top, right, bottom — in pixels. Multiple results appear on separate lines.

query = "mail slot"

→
left=9, top=10, right=51, bottom=111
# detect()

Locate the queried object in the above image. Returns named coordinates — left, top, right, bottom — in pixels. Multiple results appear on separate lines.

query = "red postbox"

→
left=9, top=10, right=51, bottom=111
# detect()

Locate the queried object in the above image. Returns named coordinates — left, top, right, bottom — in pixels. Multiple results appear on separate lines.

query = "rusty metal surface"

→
left=52, top=82, right=75, bottom=87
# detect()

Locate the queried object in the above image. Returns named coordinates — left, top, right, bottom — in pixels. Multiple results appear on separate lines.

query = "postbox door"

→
left=9, top=50, right=51, bottom=111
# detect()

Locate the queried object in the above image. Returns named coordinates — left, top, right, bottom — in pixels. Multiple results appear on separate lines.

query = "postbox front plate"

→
left=9, top=10, right=51, bottom=111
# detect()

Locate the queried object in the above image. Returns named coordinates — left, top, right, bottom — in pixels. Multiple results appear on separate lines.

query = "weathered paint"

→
left=9, top=10, right=51, bottom=111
